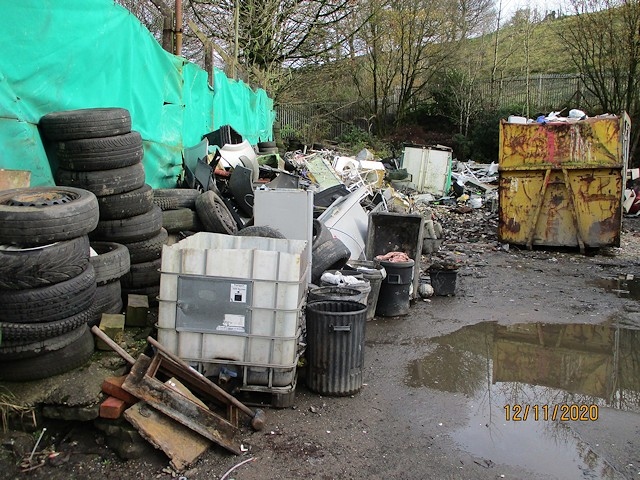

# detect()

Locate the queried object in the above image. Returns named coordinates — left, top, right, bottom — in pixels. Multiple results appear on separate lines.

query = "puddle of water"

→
left=592, top=274, right=640, bottom=300
left=407, top=321, right=640, bottom=479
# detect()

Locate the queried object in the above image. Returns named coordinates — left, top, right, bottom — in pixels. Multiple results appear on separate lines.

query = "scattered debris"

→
left=220, top=457, right=257, bottom=480
left=122, top=354, right=241, bottom=455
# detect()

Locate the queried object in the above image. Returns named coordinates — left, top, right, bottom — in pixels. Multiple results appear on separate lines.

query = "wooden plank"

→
left=155, top=355, right=232, bottom=407
left=125, top=402, right=210, bottom=471
left=122, top=355, right=241, bottom=455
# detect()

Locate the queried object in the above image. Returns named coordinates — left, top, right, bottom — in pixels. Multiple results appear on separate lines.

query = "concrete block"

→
left=95, top=418, right=152, bottom=460
left=126, top=294, right=149, bottom=327
left=96, top=314, right=125, bottom=351
left=100, top=396, right=127, bottom=419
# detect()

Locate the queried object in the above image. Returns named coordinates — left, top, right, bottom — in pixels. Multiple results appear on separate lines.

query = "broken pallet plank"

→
left=125, top=401, right=211, bottom=471
left=122, top=354, right=241, bottom=455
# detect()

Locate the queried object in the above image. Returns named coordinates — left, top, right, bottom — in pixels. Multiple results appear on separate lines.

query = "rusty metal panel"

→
left=500, top=116, right=623, bottom=168
left=498, top=115, right=629, bottom=249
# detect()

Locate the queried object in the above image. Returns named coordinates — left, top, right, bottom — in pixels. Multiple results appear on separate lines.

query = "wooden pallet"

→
left=234, top=378, right=297, bottom=409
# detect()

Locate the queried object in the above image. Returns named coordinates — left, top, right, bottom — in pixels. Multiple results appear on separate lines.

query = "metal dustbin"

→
left=498, top=114, right=631, bottom=251
left=305, top=300, right=367, bottom=396
left=320, top=269, right=372, bottom=313
left=308, top=285, right=365, bottom=304
left=345, top=260, right=386, bottom=321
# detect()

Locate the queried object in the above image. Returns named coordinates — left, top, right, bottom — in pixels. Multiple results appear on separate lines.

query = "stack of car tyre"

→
left=40, top=108, right=164, bottom=307
left=90, top=241, right=131, bottom=323
left=0, top=186, right=99, bottom=381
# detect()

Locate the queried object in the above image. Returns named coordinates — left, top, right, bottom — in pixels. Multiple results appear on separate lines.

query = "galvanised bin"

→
left=305, top=300, right=367, bottom=396
left=498, top=114, right=631, bottom=251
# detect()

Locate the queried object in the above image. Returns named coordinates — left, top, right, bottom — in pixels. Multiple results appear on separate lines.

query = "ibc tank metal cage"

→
left=157, top=232, right=309, bottom=391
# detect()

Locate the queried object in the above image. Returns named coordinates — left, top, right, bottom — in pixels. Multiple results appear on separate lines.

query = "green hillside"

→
left=458, top=12, right=580, bottom=80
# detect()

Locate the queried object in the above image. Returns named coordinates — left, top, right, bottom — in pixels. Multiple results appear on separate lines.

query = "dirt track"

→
left=1, top=217, right=640, bottom=480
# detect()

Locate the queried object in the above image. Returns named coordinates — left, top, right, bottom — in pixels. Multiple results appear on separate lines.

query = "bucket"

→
left=346, top=260, right=386, bottom=321
left=321, top=271, right=372, bottom=313
left=335, top=267, right=363, bottom=277
left=376, top=259, right=414, bottom=316
left=308, top=286, right=366, bottom=304
left=305, top=300, right=367, bottom=396
left=429, top=269, right=457, bottom=296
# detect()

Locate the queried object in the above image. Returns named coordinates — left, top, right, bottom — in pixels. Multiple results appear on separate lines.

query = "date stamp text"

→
left=504, top=404, right=599, bottom=421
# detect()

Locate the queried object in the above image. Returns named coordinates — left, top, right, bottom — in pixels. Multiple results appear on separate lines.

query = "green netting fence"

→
left=0, top=0, right=274, bottom=188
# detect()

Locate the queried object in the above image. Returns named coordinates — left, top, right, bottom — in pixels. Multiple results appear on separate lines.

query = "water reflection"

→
left=407, top=321, right=640, bottom=479
left=592, top=274, right=640, bottom=300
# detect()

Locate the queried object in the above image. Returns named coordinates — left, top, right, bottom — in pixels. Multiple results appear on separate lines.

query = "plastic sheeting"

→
left=0, top=0, right=274, bottom=188
left=213, top=69, right=275, bottom=145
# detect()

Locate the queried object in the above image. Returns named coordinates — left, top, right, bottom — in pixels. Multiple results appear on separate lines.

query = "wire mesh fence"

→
left=276, top=73, right=605, bottom=141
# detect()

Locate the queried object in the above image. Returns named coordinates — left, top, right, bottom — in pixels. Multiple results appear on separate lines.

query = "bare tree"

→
left=183, top=0, right=365, bottom=100
left=350, top=0, right=493, bottom=134
left=508, top=8, right=544, bottom=117
left=560, top=0, right=640, bottom=160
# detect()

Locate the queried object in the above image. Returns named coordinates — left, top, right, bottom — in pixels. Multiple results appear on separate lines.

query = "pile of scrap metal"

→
left=175, top=128, right=505, bottom=275
left=624, top=168, right=640, bottom=216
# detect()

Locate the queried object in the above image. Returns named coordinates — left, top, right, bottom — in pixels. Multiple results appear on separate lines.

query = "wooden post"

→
left=149, top=0, right=174, bottom=53
left=205, top=43, right=213, bottom=81
left=162, top=14, right=173, bottom=53
left=175, top=0, right=183, bottom=56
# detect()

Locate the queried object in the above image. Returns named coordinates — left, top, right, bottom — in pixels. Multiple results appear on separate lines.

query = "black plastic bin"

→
left=305, top=300, right=367, bottom=396
left=429, top=268, right=457, bottom=296
left=376, top=259, right=414, bottom=316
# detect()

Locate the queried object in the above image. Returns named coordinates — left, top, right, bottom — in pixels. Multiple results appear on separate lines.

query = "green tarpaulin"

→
left=0, top=0, right=274, bottom=188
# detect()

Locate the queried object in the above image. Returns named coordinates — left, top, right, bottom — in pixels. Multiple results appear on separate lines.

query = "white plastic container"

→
left=508, top=115, right=528, bottom=124
left=158, top=232, right=309, bottom=387
left=401, top=145, right=452, bottom=196
left=217, top=140, right=257, bottom=169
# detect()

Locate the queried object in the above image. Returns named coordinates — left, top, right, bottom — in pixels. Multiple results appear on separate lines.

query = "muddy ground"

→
left=1, top=213, right=640, bottom=480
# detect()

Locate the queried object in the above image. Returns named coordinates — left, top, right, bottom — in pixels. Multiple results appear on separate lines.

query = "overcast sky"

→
left=501, top=0, right=563, bottom=20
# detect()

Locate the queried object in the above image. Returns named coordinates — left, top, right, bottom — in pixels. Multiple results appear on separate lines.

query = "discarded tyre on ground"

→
left=0, top=186, right=99, bottom=381
left=195, top=190, right=238, bottom=235
left=310, top=237, right=351, bottom=284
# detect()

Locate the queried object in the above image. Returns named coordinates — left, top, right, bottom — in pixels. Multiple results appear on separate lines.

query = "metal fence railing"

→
left=277, top=73, right=617, bottom=141
left=275, top=102, right=368, bottom=141
left=476, top=73, right=591, bottom=112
